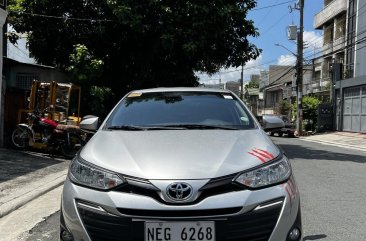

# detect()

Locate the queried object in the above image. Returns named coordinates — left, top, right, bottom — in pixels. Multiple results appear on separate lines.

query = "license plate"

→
left=145, top=221, right=215, bottom=241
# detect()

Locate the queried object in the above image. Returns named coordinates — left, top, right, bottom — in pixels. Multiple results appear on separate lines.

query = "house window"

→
left=16, top=73, right=39, bottom=90
left=346, top=0, right=357, bottom=78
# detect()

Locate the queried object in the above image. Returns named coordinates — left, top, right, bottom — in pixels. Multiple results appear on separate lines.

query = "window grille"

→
left=15, top=73, right=39, bottom=90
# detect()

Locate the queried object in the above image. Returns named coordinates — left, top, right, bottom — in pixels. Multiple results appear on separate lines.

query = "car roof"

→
left=131, top=87, right=234, bottom=94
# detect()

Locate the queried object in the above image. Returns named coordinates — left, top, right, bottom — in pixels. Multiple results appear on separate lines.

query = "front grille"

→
left=77, top=200, right=282, bottom=241
left=117, top=207, right=242, bottom=217
left=114, top=173, right=244, bottom=205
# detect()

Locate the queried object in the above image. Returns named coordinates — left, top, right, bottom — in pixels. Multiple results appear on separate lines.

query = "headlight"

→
left=69, top=156, right=125, bottom=190
left=234, top=155, right=291, bottom=189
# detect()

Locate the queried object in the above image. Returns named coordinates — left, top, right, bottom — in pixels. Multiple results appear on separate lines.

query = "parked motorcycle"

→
left=11, top=111, right=84, bottom=159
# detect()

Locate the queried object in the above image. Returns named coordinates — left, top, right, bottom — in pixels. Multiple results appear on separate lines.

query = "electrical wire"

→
left=8, top=10, right=113, bottom=22
left=252, top=0, right=294, bottom=11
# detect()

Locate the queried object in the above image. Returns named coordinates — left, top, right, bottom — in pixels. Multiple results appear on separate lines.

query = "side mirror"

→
left=80, top=115, right=99, bottom=132
left=262, top=115, right=285, bottom=132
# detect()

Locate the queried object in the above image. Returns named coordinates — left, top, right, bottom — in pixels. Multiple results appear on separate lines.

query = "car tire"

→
left=278, top=132, right=283, bottom=137
left=270, top=132, right=275, bottom=136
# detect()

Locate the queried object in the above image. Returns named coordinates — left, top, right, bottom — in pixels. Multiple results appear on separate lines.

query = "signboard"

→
left=247, top=88, right=259, bottom=96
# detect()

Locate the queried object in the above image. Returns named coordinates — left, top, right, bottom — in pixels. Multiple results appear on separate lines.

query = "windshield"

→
left=105, top=91, right=256, bottom=130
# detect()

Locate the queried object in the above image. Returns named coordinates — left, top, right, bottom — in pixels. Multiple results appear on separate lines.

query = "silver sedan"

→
left=61, top=88, right=301, bottom=241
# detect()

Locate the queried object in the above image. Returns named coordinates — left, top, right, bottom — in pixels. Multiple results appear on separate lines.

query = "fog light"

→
left=288, top=227, right=300, bottom=240
left=60, top=229, right=74, bottom=241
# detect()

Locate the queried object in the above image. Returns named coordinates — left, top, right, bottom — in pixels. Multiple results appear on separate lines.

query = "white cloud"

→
left=275, top=31, right=323, bottom=65
left=303, top=31, right=323, bottom=50
left=197, top=55, right=263, bottom=85
left=277, top=54, right=296, bottom=65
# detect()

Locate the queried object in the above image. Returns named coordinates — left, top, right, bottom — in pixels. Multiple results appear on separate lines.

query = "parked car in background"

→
left=266, top=115, right=296, bottom=137
left=61, top=88, right=301, bottom=241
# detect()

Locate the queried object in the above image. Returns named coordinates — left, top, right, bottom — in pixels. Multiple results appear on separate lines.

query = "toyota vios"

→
left=61, top=88, right=301, bottom=241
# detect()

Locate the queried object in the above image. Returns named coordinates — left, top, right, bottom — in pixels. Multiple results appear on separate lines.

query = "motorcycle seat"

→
left=56, top=124, right=80, bottom=131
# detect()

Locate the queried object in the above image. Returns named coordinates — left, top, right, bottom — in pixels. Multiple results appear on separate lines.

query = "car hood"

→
left=80, top=129, right=280, bottom=180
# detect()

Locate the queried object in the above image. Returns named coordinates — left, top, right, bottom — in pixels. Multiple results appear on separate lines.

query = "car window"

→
left=105, top=91, right=256, bottom=130
left=281, top=116, right=290, bottom=122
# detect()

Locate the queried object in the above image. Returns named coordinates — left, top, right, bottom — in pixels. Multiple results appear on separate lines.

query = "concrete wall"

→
left=5, top=65, right=69, bottom=88
left=313, top=0, right=347, bottom=29
left=0, top=9, right=7, bottom=147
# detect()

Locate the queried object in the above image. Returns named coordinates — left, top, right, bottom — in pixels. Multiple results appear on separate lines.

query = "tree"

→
left=292, top=96, right=322, bottom=131
left=278, top=100, right=291, bottom=116
left=67, top=44, right=113, bottom=117
left=8, top=0, right=261, bottom=99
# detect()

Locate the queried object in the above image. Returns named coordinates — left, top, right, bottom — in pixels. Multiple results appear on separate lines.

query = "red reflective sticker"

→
left=249, top=148, right=274, bottom=163
left=248, top=152, right=266, bottom=163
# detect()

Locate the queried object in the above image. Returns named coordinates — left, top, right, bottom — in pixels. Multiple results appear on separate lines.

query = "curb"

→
left=0, top=174, right=66, bottom=218
left=300, top=138, right=366, bottom=152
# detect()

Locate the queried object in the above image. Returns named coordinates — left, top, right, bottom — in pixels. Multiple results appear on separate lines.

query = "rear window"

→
left=105, top=91, right=256, bottom=130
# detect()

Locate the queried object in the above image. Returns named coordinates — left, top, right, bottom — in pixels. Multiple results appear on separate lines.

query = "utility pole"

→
left=296, top=0, right=304, bottom=136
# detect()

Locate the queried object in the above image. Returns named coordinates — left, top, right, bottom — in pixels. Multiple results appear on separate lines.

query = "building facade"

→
left=314, top=0, right=366, bottom=133
left=224, top=81, right=241, bottom=97
left=335, top=0, right=366, bottom=133
left=263, top=65, right=312, bottom=115
left=313, top=0, right=347, bottom=99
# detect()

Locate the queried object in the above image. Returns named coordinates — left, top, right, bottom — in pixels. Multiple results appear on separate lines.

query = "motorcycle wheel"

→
left=61, top=133, right=83, bottom=159
left=12, top=127, right=31, bottom=148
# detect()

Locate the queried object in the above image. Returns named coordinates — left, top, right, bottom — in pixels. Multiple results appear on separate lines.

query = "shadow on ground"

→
left=0, top=148, right=64, bottom=183
left=276, top=141, right=366, bottom=164
left=303, top=234, right=327, bottom=240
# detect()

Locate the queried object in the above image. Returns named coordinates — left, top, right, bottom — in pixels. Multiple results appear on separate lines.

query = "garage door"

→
left=343, top=86, right=366, bottom=133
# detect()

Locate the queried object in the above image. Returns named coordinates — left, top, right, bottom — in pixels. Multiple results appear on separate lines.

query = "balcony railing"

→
left=321, top=80, right=331, bottom=87
left=333, top=36, right=346, bottom=52
left=314, top=0, right=347, bottom=29
left=312, top=82, right=320, bottom=88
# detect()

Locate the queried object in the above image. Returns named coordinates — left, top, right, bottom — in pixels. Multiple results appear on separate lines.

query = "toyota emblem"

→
left=166, top=182, right=193, bottom=201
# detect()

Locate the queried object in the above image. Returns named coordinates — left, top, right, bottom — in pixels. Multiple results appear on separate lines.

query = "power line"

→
left=252, top=0, right=294, bottom=11
left=8, top=10, right=113, bottom=22
left=261, top=12, right=289, bottom=35
left=265, top=65, right=295, bottom=89
left=257, top=0, right=281, bottom=27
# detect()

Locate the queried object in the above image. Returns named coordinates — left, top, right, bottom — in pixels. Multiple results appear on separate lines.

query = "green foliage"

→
left=67, top=44, right=104, bottom=85
left=278, top=100, right=291, bottom=115
left=247, top=80, right=259, bottom=88
left=302, top=96, right=321, bottom=122
left=67, top=44, right=112, bottom=117
left=292, top=96, right=322, bottom=131
left=8, top=0, right=261, bottom=97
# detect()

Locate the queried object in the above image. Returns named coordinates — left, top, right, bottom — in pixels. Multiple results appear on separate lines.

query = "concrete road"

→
left=7, top=137, right=366, bottom=241
left=0, top=186, right=63, bottom=241
left=273, top=136, right=366, bottom=241
left=24, top=211, right=59, bottom=241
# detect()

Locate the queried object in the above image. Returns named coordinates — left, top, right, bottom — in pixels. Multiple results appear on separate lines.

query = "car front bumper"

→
left=61, top=176, right=301, bottom=241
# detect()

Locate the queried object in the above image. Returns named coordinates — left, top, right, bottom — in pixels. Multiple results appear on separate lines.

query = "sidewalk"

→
left=301, top=131, right=366, bottom=152
left=0, top=148, right=69, bottom=218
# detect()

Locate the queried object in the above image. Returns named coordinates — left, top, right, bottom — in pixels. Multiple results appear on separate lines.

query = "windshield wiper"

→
left=160, top=124, right=239, bottom=130
left=107, top=125, right=186, bottom=131
left=107, top=125, right=147, bottom=131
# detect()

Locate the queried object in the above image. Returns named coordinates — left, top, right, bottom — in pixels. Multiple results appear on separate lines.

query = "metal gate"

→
left=317, top=103, right=333, bottom=132
left=343, top=85, right=366, bottom=133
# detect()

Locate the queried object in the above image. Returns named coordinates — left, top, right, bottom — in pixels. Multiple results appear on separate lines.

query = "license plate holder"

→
left=145, top=221, right=215, bottom=241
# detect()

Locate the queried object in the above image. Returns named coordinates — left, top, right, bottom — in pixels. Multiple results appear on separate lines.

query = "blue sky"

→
left=198, top=0, right=323, bottom=85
